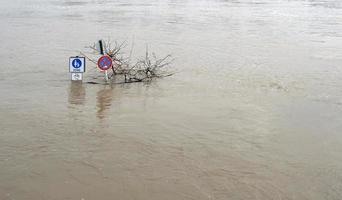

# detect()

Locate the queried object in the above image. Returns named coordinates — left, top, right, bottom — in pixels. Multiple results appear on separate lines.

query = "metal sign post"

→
left=96, top=40, right=111, bottom=82
left=105, top=71, right=109, bottom=82
left=96, top=40, right=106, bottom=55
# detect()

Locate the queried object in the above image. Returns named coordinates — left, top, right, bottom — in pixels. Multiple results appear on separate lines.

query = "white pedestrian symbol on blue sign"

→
left=72, top=59, right=82, bottom=68
left=69, top=57, right=85, bottom=73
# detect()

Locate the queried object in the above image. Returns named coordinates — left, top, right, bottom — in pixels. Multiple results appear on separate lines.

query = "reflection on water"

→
left=96, top=85, right=114, bottom=120
left=67, top=82, right=116, bottom=120
left=68, top=81, right=86, bottom=105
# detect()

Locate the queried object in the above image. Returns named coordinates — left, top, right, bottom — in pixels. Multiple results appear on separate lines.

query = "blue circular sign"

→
left=72, top=58, right=82, bottom=68
left=97, top=55, right=113, bottom=71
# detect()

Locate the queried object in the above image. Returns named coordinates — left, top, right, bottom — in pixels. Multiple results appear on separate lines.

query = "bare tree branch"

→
left=80, top=40, right=174, bottom=83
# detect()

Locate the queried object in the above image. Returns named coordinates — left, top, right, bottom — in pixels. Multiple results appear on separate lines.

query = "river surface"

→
left=1, top=0, right=342, bottom=199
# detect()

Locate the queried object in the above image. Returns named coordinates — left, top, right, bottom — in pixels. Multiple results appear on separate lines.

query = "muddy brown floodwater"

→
left=1, top=0, right=342, bottom=199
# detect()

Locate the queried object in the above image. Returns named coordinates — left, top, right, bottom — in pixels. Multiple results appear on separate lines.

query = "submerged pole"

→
left=98, top=40, right=109, bottom=82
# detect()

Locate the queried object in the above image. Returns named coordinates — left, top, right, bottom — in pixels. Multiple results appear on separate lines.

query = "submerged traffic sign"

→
left=69, top=57, right=85, bottom=73
left=97, top=55, right=113, bottom=71
left=71, top=73, right=83, bottom=81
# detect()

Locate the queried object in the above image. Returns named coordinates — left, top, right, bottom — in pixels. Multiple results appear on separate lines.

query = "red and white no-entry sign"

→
left=97, top=55, right=113, bottom=71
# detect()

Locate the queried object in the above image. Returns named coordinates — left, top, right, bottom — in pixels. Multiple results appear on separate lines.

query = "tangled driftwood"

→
left=80, top=40, right=174, bottom=84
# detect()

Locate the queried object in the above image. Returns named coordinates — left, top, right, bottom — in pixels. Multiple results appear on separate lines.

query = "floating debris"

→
left=80, top=40, right=175, bottom=84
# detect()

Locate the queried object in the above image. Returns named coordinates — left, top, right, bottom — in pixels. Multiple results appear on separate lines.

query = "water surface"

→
left=0, top=0, right=342, bottom=199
